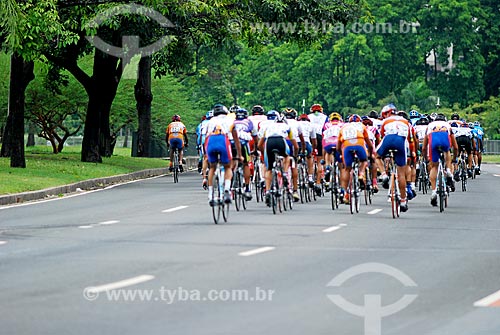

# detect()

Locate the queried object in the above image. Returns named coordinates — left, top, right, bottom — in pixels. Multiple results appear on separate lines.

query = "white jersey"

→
left=370, top=117, right=383, bottom=131
left=426, top=120, right=452, bottom=135
left=452, top=126, right=473, bottom=138
left=204, top=114, right=235, bottom=137
left=285, top=118, right=302, bottom=141
left=298, top=121, right=316, bottom=144
left=308, top=112, right=328, bottom=135
left=261, top=121, right=293, bottom=139
left=257, top=120, right=275, bottom=138
left=414, top=125, right=428, bottom=143
left=248, top=115, right=267, bottom=134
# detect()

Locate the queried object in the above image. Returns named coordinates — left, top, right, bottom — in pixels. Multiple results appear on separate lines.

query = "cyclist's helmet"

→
left=329, top=112, right=342, bottom=122
left=283, top=108, right=297, bottom=119
left=450, top=112, right=460, bottom=120
left=429, top=112, right=438, bottom=121
left=409, top=110, right=420, bottom=119
left=206, top=110, right=214, bottom=120
left=172, top=114, right=181, bottom=122
left=416, top=117, right=429, bottom=126
left=298, top=114, right=310, bottom=122
left=435, top=113, right=447, bottom=121
left=251, top=105, right=265, bottom=115
left=348, top=114, right=362, bottom=123
left=468, top=122, right=474, bottom=128
left=235, top=108, right=248, bottom=120
left=398, top=110, right=410, bottom=121
left=310, top=104, right=323, bottom=113
left=450, top=121, right=459, bottom=128
left=361, top=115, right=373, bottom=126
left=229, top=105, right=240, bottom=113
left=267, top=110, right=279, bottom=120
left=368, top=110, right=379, bottom=119
left=275, top=113, right=287, bottom=123
left=213, top=103, right=229, bottom=116
left=381, top=103, right=397, bottom=119
left=474, top=121, right=481, bottom=127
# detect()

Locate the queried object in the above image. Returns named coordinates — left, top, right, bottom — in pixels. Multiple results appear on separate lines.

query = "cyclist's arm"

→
left=183, top=127, right=189, bottom=147
left=231, top=128, right=242, bottom=159
left=422, top=135, right=429, bottom=161
left=450, top=133, right=458, bottom=158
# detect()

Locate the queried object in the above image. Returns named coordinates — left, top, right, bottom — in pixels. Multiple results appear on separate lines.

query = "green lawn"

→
left=483, top=155, right=500, bottom=164
left=0, top=146, right=168, bottom=195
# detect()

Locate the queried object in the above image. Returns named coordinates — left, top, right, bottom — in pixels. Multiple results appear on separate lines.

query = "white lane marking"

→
left=339, top=224, right=347, bottom=227
left=99, top=220, right=119, bottom=225
left=474, top=289, right=500, bottom=307
left=493, top=174, right=500, bottom=177
left=0, top=241, right=7, bottom=246
left=496, top=165, right=500, bottom=168
left=162, top=205, right=189, bottom=213
left=239, top=247, right=275, bottom=257
left=85, top=275, right=155, bottom=294
left=368, top=209, right=383, bottom=215
left=323, top=226, right=342, bottom=233
left=78, top=225, right=94, bottom=229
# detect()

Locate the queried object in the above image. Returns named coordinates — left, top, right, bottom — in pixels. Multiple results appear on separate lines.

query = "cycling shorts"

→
left=324, top=144, right=338, bottom=155
left=206, top=134, right=232, bottom=164
left=315, top=134, right=324, bottom=156
left=428, top=132, right=450, bottom=163
left=342, top=145, right=367, bottom=167
left=264, top=136, right=289, bottom=169
left=298, top=142, right=313, bottom=157
left=456, top=136, right=472, bottom=155
left=169, top=138, right=184, bottom=150
left=376, top=134, right=407, bottom=167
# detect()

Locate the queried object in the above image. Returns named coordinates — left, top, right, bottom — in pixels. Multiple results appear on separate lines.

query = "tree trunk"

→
left=81, top=50, right=121, bottom=162
left=0, top=53, right=34, bottom=168
left=27, top=122, right=36, bottom=147
left=134, top=56, right=153, bottom=157
left=123, top=126, right=129, bottom=148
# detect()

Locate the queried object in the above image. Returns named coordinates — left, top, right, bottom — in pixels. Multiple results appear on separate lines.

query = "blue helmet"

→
left=267, top=110, right=279, bottom=120
left=235, top=108, right=248, bottom=120
left=474, top=121, right=480, bottom=127
left=409, top=110, right=420, bottom=118
left=205, top=110, right=214, bottom=120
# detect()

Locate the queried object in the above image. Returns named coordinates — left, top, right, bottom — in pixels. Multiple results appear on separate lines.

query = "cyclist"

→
left=284, top=108, right=305, bottom=201
left=422, top=113, right=458, bottom=207
left=196, top=113, right=209, bottom=173
left=361, top=115, right=381, bottom=192
left=472, top=121, right=484, bottom=175
left=204, top=104, right=242, bottom=206
left=248, top=105, right=267, bottom=131
left=409, top=110, right=421, bottom=126
left=308, top=104, right=328, bottom=196
left=297, top=113, right=318, bottom=189
left=258, top=113, right=298, bottom=206
left=398, top=110, right=418, bottom=200
left=449, top=117, right=474, bottom=179
left=166, top=114, right=189, bottom=172
left=337, top=114, right=374, bottom=204
left=414, top=116, right=430, bottom=181
left=374, top=104, right=412, bottom=212
left=233, top=107, right=258, bottom=200
left=200, top=110, right=213, bottom=189
left=322, top=112, right=344, bottom=190
left=368, top=109, right=383, bottom=131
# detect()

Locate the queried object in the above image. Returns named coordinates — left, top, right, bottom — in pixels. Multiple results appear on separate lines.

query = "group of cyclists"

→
left=165, top=102, right=484, bottom=213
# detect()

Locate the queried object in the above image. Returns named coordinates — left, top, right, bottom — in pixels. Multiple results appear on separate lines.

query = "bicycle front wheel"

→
left=212, top=174, right=221, bottom=224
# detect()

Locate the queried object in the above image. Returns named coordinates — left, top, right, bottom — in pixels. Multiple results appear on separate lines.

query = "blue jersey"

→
left=232, top=119, right=255, bottom=144
left=473, top=126, right=484, bottom=141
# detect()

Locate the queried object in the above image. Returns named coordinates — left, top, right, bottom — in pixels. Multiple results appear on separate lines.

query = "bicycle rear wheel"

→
left=438, top=171, right=445, bottom=213
left=233, top=171, right=241, bottom=212
left=212, top=174, right=221, bottom=224
left=390, top=173, right=398, bottom=219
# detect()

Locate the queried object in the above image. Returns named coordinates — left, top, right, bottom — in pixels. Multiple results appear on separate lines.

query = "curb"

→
left=0, top=156, right=200, bottom=206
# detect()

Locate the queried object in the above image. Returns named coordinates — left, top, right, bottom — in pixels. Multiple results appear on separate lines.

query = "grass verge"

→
left=483, top=155, right=500, bottom=164
left=0, top=146, right=168, bottom=195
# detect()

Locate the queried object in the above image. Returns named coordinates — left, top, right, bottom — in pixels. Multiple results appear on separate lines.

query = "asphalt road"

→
left=1, top=164, right=500, bottom=335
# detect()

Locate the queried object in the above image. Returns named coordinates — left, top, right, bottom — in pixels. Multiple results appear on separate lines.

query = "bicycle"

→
left=417, top=157, right=429, bottom=194
left=348, top=150, right=361, bottom=214
left=269, top=150, right=285, bottom=214
left=329, top=158, right=341, bottom=210
left=231, top=161, right=247, bottom=211
left=385, top=149, right=401, bottom=219
left=210, top=155, right=230, bottom=224
left=252, top=154, right=264, bottom=203
left=436, top=148, right=449, bottom=213
left=171, top=147, right=180, bottom=183
left=456, top=147, right=468, bottom=192
left=364, top=165, right=373, bottom=205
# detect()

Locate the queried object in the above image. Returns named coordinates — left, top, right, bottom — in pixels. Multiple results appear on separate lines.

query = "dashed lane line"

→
left=239, top=247, right=275, bottom=257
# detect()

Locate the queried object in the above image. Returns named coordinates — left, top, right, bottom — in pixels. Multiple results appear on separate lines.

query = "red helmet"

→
left=381, top=104, right=397, bottom=119
left=298, top=114, right=310, bottom=121
left=310, top=104, right=323, bottom=113
left=172, top=114, right=181, bottom=122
